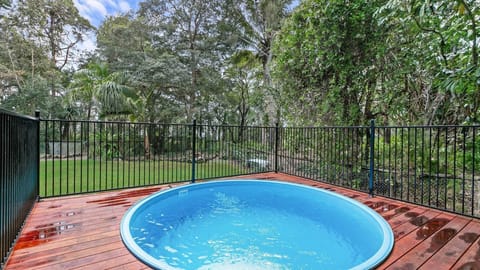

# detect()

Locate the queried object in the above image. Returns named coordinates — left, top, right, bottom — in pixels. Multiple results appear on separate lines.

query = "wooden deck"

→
left=5, top=173, right=480, bottom=270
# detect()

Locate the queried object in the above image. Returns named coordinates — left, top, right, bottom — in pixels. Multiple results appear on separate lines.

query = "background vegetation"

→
left=1, top=0, right=478, bottom=127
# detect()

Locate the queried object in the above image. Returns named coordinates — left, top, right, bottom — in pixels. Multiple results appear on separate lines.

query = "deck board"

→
left=450, top=221, right=480, bottom=269
left=384, top=215, right=468, bottom=269
left=419, top=218, right=480, bottom=269
left=5, top=173, right=480, bottom=269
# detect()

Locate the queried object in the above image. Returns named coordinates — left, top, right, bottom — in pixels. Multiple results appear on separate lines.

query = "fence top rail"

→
left=282, top=124, right=480, bottom=129
left=197, top=124, right=276, bottom=129
left=41, top=118, right=194, bottom=126
left=282, top=126, right=369, bottom=129
left=0, top=108, right=38, bottom=121
left=36, top=117, right=480, bottom=129
left=375, top=124, right=480, bottom=129
left=41, top=118, right=278, bottom=129
left=39, top=119, right=369, bottom=129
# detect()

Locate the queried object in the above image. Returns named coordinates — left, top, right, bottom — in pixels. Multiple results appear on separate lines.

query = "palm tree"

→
left=68, top=61, right=159, bottom=159
left=68, top=62, right=134, bottom=120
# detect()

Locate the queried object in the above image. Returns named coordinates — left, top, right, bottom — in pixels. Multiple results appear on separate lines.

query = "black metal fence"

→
left=280, top=122, right=480, bottom=217
left=39, top=118, right=276, bottom=198
left=38, top=118, right=480, bottom=217
left=372, top=125, right=479, bottom=217
left=279, top=126, right=372, bottom=193
left=0, top=110, right=39, bottom=268
left=2, top=111, right=480, bottom=266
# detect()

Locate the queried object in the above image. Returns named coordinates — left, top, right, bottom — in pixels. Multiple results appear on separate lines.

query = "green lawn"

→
left=39, top=159, right=246, bottom=197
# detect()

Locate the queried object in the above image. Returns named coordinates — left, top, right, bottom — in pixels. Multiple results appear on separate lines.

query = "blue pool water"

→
left=121, top=180, right=394, bottom=270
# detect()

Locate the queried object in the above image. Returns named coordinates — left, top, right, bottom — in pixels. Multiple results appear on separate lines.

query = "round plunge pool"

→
left=120, top=180, right=394, bottom=270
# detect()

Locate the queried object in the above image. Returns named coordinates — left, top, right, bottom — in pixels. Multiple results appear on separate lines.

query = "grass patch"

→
left=39, top=159, right=246, bottom=197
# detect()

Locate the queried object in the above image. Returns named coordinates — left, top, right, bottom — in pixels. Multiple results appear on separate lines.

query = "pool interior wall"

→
left=121, top=180, right=394, bottom=270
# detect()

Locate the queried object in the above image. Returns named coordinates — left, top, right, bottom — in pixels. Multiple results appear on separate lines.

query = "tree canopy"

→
left=276, top=0, right=480, bottom=125
left=1, top=0, right=479, bottom=126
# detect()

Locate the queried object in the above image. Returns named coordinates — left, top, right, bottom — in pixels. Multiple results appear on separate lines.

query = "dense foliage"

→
left=0, top=0, right=478, bottom=126
left=276, top=0, right=479, bottom=126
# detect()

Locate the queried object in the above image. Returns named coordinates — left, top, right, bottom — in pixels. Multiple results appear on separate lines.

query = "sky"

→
left=74, top=0, right=141, bottom=51
left=74, top=0, right=140, bottom=27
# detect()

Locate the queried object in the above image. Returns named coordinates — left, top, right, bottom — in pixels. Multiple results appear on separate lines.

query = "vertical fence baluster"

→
left=380, top=127, right=384, bottom=195
left=110, top=122, right=113, bottom=189
left=421, top=127, right=425, bottom=204
left=369, top=120, right=375, bottom=196
left=349, top=128, right=353, bottom=189
left=117, top=122, right=121, bottom=188
left=393, top=127, right=398, bottom=198
left=93, top=121, right=97, bottom=191
left=52, top=121, right=56, bottom=196
left=134, top=123, right=138, bottom=186
left=326, top=128, right=330, bottom=182
left=44, top=120, right=48, bottom=197
left=341, top=127, right=345, bottom=185
left=444, top=127, right=448, bottom=209
left=85, top=122, right=89, bottom=193
left=192, top=120, right=196, bottom=183
left=472, top=127, right=476, bottom=216
left=127, top=123, right=131, bottom=187
left=413, top=128, right=417, bottom=203
left=453, top=126, right=458, bottom=212
left=428, top=128, right=432, bottom=206
left=35, top=111, right=40, bottom=200
left=375, top=126, right=380, bottom=194
left=162, top=124, right=166, bottom=184
left=1, top=112, right=4, bottom=266
left=100, top=121, right=104, bottom=190
left=435, top=128, right=440, bottom=207
left=154, top=124, right=158, bottom=184
left=274, top=122, right=280, bottom=173
left=65, top=120, right=69, bottom=193
left=59, top=120, right=63, bottom=195
left=142, top=123, right=146, bottom=185
left=73, top=121, right=77, bottom=193
left=462, top=127, right=466, bottom=214
left=407, top=128, right=412, bottom=201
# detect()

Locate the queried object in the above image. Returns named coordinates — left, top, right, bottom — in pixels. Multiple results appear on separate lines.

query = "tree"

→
left=0, top=1, right=50, bottom=107
left=275, top=0, right=390, bottom=126
left=68, top=61, right=134, bottom=120
left=97, top=13, right=189, bottom=123
left=233, top=0, right=293, bottom=125
left=138, top=0, right=235, bottom=122
left=1, top=75, right=57, bottom=115
left=15, top=0, right=93, bottom=70
left=0, top=0, right=93, bottom=118
left=11, top=0, right=93, bottom=97
left=376, top=0, right=480, bottom=124
left=224, top=50, right=263, bottom=138
left=96, top=14, right=150, bottom=72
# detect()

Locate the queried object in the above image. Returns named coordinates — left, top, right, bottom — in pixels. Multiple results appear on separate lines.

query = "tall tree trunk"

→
left=262, top=37, right=277, bottom=125
left=49, top=11, right=57, bottom=97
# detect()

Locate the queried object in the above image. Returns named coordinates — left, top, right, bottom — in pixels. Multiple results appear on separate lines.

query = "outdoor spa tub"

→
left=120, top=180, right=394, bottom=269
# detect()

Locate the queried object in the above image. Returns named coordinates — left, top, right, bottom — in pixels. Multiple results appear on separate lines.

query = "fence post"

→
left=35, top=111, right=40, bottom=201
left=275, top=122, right=279, bottom=173
left=369, top=119, right=375, bottom=197
left=191, top=119, right=196, bottom=183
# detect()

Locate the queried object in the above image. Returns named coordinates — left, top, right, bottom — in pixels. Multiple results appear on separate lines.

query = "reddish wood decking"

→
left=5, top=173, right=480, bottom=269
